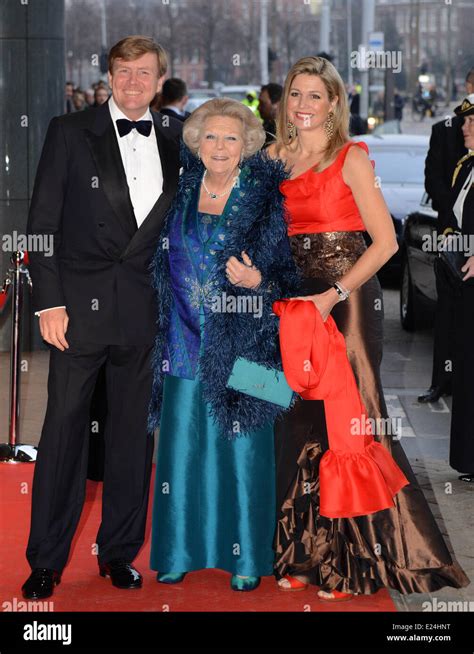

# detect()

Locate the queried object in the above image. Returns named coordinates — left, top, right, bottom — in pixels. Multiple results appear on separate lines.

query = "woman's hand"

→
left=226, top=251, right=262, bottom=289
left=293, top=288, right=340, bottom=322
left=461, top=255, right=474, bottom=281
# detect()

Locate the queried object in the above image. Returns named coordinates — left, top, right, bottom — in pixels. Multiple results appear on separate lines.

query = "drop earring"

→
left=287, top=120, right=296, bottom=140
left=324, top=111, right=335, bottom=140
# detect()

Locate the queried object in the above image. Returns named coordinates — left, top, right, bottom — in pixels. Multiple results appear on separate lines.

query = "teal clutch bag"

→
left=226, top=357, right=293, bottom=408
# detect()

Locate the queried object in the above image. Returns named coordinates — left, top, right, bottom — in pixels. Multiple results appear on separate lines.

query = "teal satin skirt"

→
left=150, top=374, right=276, bottom=576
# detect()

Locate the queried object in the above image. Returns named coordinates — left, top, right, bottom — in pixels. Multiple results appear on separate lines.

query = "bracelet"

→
left=332, top=281, right=350, bottom=301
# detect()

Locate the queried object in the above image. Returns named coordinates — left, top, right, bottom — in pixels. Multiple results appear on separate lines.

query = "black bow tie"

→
left=116, top=118, right=153, bottom=138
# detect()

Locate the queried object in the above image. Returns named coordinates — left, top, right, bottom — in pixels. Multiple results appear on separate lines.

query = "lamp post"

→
left=260, top=0, right=269, bottom=85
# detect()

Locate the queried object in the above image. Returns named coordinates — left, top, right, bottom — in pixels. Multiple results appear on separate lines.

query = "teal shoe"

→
left=156, top=572, right=186, bottom=584
left=230, top=575, right=260, bottom=592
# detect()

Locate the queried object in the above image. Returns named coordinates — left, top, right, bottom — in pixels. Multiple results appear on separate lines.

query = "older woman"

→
left=148, top=98, right=299, bottom=590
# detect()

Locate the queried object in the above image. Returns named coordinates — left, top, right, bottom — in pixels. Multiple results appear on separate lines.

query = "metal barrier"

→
left=0, top=251, right=37, bottom=463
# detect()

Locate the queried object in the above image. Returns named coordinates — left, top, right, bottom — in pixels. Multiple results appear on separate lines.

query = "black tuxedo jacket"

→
left=27, top=101, right=181, bottom=346
left=425, top=116, right=466, bottom=230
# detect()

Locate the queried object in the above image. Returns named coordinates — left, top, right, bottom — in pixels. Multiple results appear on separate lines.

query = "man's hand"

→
left=39, top=308, right=70, bottom=351
left=461, top=255, right=474, bottom=282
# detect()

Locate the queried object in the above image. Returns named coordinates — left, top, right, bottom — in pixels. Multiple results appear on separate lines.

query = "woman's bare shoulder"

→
left=342, top=142, right=373, bottom=179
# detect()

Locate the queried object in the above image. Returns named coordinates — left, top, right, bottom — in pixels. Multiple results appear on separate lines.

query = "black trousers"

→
left=87, top=364, right=107, bottom=481
left=450, top=280, right=474, bottom=472
left=26, top=343, right=154, bottom=573
left=430, top=258, right=456, bottom=390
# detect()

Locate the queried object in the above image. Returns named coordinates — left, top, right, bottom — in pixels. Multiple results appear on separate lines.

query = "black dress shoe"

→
left=418, top=386, right=444, bottom=403
left=459, top=473, right=474, bottom=483
left=22, top=568, right=61, bottom=600
left=99, top=559, right=142, bottom=589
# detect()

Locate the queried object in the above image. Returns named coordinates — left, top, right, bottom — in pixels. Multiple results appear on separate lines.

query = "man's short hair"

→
left=108, top=35, right=168, bottom=77
left=161, top=78, right=188, bottom=104
left=466, top=67, right=474, bottom=85
left=261, top=83, right=283, bottom=104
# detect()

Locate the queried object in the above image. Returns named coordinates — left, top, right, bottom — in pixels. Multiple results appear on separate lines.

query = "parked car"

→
left=399, top=192, right=438, bottom=331
left=357, top=134, right=429, bottom=275
left=372, top=119, right=402, bottom=136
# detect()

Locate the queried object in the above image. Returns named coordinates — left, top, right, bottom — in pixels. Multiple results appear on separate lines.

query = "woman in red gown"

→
left=263, top=56, right=469, bottom=600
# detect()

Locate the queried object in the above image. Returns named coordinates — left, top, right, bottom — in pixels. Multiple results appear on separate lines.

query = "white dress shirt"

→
left=37, top=97, right=164, bottom=316
left=108, top=95, right=163, bottom=228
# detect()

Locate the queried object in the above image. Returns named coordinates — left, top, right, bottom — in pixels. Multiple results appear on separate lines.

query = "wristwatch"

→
left=332, top=281, right=350, bottom=301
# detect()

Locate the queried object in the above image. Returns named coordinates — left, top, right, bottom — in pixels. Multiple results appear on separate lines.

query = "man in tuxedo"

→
left=418, top=68, right=473, bottom=404
left=22, top=36, right=180, bottom=599
left=159, top=78, right=191, bottom=122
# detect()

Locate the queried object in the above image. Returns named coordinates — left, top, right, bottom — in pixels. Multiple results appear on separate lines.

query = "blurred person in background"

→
left=242, top=89, right=260, bottom=118
left=258, top=82, right=283, bottom=146
left=85, top=88, right=95, bottom=107
left=65, top=81, right=75, bottom=113
left=428, top=85, right=438, bottom=118
left=373, top=91, right=385, bottom=123
left=72, top=89, right=87, bottom=111
left=418, top=68, right=473, bottom=403
left=159, top=77, right=190, bottom=122
left=348, top=82, right=366, bottom=136
left=92, top=85, right=110, bottom=107
left=349, top=82, right=361, bottom=116
left=393, top=89, right=404, bottom=122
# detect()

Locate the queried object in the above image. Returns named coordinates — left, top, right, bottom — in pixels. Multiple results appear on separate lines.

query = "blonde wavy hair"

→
left=183, top=98, right=265, bottom=159
left=275, top=56, right=350, bottom=169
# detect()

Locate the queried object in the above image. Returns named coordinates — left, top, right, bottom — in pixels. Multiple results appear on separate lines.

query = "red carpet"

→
left=0, top=463, right=396, bottom=612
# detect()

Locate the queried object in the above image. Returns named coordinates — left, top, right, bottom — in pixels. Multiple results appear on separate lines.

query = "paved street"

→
left=381, top=283, right=473, bottom=611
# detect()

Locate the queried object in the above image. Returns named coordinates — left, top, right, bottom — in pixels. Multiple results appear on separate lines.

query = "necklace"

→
left=202, top=169, right=240, bottom=199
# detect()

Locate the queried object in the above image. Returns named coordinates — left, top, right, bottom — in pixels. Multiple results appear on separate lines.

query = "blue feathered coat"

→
left=148, top=145, right=300, bottom=438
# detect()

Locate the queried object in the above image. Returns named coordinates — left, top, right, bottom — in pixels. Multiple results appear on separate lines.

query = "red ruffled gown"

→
left=273, top=141, right=469, bottom=594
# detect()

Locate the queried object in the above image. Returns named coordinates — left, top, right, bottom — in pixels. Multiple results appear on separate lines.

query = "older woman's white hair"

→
left=183, top=97, right=265, bottom=159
